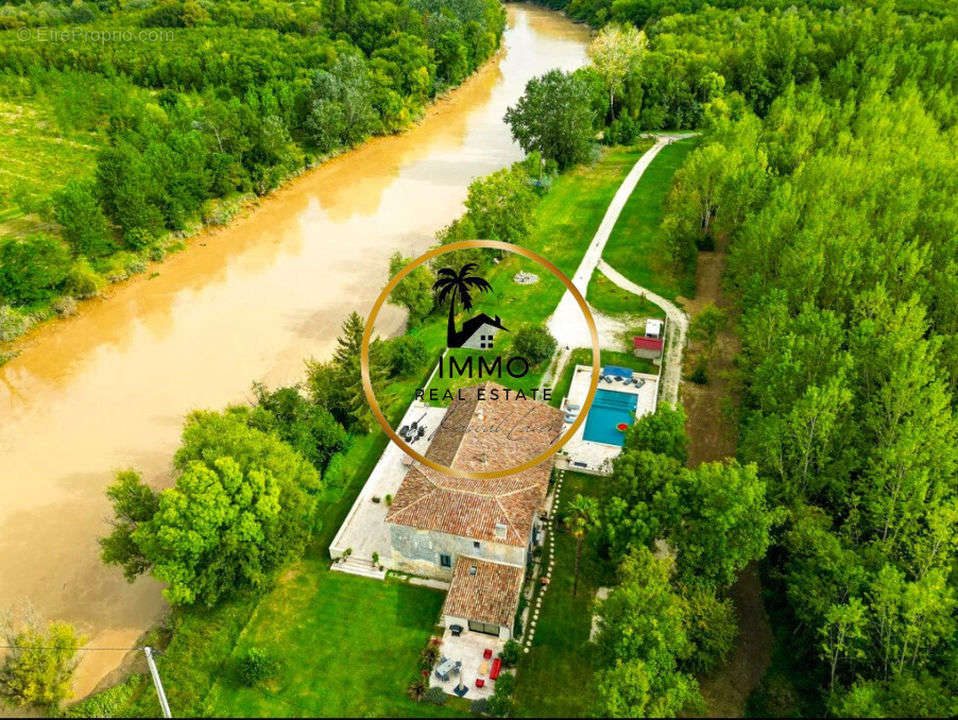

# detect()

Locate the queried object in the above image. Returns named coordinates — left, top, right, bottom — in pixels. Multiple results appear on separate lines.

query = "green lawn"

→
left=410, top=142, right=653, bottom=402
left=512, top=472, right=615, bottom=717
left=597, top=138, right=698, bottom=303
left=71, top=143, right=660, bottom=718
left=200, top=561, right=460, bottom=718
left=586, top=268, right=666, bottom=318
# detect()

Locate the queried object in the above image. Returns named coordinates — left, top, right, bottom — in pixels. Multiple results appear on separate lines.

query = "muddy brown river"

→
left=0, top=4, right=589, bottom=696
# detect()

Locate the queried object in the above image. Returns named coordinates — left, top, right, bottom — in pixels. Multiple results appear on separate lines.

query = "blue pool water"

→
left=582, top=389, right=638, bottom=446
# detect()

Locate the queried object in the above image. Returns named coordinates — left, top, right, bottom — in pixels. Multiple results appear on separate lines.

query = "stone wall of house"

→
left=387, top=524, right=526, bottom=580
left=441, top=613, right=512, bottom=641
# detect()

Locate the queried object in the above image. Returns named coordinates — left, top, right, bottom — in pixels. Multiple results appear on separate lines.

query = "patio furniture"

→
left=483, top=648, right=493, bottom=660
left=435, top=658, right=458, bottom=681
left=490, top=658, right=502, bottom=680
left=453, top=682, right=468, bottom=697
left=479, top=660, right=490, bottom=676
left=449, top=624, right=463, bottom=636
left=475, top=678, right=485, bottom=688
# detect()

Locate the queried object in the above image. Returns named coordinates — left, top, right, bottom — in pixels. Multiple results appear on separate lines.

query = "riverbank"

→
left=0, top=5, right=592, bottom=702
left=66, top=140, right=647, bottom=717
left=0, top=46, right=515, bottom=363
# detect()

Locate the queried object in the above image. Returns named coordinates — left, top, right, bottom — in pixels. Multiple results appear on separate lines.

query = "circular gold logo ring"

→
left=361, top=239, right=600, bottom=479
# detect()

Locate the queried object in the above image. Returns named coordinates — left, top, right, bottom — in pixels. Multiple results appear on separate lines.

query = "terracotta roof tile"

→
left=386, top=383, right=563, bottom=546
left=442, top=556, right=524, bottom=627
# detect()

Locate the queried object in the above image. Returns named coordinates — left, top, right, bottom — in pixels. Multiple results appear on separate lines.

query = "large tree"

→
left=0, top=617, right=82, bottom=710
left=101, top=410, right=321, bottom=606
left=505, top=69, right=596, bottom=169
left=587, top=23, right=647, bottom=119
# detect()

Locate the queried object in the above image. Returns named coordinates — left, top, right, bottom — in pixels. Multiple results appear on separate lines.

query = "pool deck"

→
left=557, top=365, right=658, bottom=475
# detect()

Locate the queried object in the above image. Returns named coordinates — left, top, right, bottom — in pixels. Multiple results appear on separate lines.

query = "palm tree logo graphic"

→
left=433, top=263, right=508, bottom=349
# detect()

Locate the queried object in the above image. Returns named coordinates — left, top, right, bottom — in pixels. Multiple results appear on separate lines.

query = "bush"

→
left=51, top=296, right=77, bottom=317
left=386, top=335, right=428, bottom=377
left=424, top=686, right=447, bottom=705
left=689, top=362, right=708, bottom=384
left=0, top=234, right=71, bottom=305
left=470, top=697, right=490, bottom=715
left=407, top=675, right=428, bottom=702
left=0, top=619, right=83, bottom=709
left=0, top=305, right=33, bottom=342
left=493, top=671, right=516, bottom=697
left=63, top=260, right=102, bottom=299
left=604, top=114, right=639, bottom=145
left=681, top=586, right=736, bottom=673
left=498, top=639, right=521, bottom=668
left=417, top=642, right=440, bottom=671
left=238, top=647, right=278, bottom=687
left=512, top=324, right=557, bottom=366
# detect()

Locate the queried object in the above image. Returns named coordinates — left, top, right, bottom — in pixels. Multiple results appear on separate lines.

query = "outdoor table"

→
left=435, top=659, right=457, bottom=680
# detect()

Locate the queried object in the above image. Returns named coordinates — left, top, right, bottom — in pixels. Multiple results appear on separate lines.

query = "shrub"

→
left=0, top=619, right=83, bottom=709
left=0, top=234, right=71, bottom=305
left=498, top=639, right=521, bottom=668
left=424, top=686, right=447, bottom=705
left=125, top=256, right=147, bottom=275
left=51, top=296, right=77, bottom=317
left=604, top=114, right=639, bottom=145
left=512, top=325, right=557, bottom=366
left=0, top=305, right=33, bottom=342
left=63, top=260, right=102, bottom=299
left=386, top=335, right=428, bottom=377
left=417, top=642, right=440, bottom=671
left=52, top=179, right=114, bottom=258
left=407, top=675, right=428, bottom=702
left=493, top=671, right=516, bottom=697
left=238, top=647, right=278, bottom=687
left=681, top=585, right=737, bottom=673
left=689, top=362, right=708, bottom=384
left=470, top=697, right=490, bottom=715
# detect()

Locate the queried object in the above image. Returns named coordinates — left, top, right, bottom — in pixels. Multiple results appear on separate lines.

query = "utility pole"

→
left=144, top=646, right=172, bottom=718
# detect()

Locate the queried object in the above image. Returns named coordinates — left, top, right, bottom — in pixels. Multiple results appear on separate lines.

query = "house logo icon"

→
left=434, top=263, right=509, bottom=350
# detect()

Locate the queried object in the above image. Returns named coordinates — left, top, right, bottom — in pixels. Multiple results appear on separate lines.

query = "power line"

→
left=0, top=645, right=143, bottom=651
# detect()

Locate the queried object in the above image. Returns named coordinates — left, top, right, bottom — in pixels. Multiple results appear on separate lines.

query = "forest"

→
left=0, top=0, right=505, bottom=347
left=522, top=0, right=955, bottom=716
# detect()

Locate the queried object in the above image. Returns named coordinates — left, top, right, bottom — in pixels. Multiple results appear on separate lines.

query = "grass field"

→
left=201, top=562, right=460, bottom=718
left=597, top=138, right=698, bottom=303
left=586, top=268, right=666, bottom=318
left=512, top=471, right=614, bottom=717
left=0, top=98, right=99, bottom=234
left=410, top=142, right=653, bottom=402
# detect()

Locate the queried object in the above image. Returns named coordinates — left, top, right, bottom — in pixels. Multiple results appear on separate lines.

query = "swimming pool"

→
left=582, top=388, right=638, bottom=446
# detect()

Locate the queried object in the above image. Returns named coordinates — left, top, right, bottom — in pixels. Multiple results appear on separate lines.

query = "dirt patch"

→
left=697, top=564, right=774, bottom=717
left=680, top=251, right=738, bottom=465
left=681, top=251, right=771, bottom=717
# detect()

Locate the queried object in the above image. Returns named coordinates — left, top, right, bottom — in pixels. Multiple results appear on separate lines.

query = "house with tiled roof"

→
left=385, top=382, right=563, bottom=639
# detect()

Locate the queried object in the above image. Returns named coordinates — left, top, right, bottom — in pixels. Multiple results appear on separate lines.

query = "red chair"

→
left=489, top=658, right=502, bottom=680
left=475, top=678, right=485, bottom=688
left=483, top=648, right=492, bottom=659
